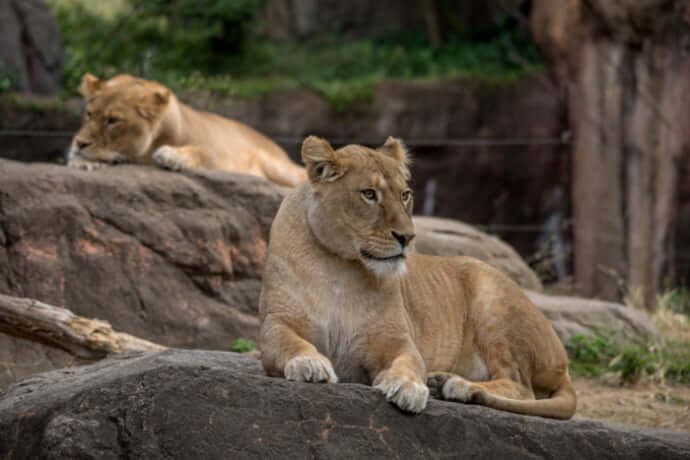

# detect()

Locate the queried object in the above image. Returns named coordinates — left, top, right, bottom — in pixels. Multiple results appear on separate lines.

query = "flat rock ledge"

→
left=1, top=350, right=687, bottom=460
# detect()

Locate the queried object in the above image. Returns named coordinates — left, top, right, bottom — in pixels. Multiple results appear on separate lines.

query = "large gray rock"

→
left=527, top=291, right=658, bottom=344
left=1, top=349, right=688, bottom=459
left=0, top=160, right=283, bottom=386
left=0, top=159, right=658, bottom=389
left=414, top=216, right=543, bottom=291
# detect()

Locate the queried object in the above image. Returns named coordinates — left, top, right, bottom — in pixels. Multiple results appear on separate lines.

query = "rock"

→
left=2, top=159, right=659, bottom=389
left=1, top=349, right=688, bottom=459
left=0, top=0, right=62, bottom=93
left=414, top=216, right=543, bottom=291
left=0, top=159, right=283, bottom=386
left=527, top=291, right=658, bottom=344
left=531, top=0, right=690, bottom=305
left=1, top=159, right=661, bottom=391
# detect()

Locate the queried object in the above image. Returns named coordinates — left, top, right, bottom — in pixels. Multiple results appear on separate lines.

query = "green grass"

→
left=565, top=333, right=690, bottom=385
left=658, top=285, right=690, bottom=316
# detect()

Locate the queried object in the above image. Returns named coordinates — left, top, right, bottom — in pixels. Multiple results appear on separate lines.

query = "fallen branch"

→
left=0, top=294, right=166, bottom=360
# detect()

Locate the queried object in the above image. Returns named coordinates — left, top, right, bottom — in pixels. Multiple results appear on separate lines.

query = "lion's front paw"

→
left=374, top=371, right=429, bottom=413
left=153, top=145, right=187, bottom=171
left=284, top=355, right=338, bottom=383
left=67, top=156, right=106, bottom=171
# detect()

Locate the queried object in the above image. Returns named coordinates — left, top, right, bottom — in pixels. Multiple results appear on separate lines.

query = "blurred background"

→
left=1, top=0, right=689, bottom=312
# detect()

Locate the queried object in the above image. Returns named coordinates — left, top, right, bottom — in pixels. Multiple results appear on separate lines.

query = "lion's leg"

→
left=152, top=145, right=209, bottom=170
left=260, top=319, right=338, bottom=384
left=427, top=372, right=534, bottom=404
left=369, top=339, right=430, bottom=413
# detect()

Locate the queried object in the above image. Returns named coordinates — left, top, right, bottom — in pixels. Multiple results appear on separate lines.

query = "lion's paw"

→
left=153, top=145, right=186, bottom=171
left=374, top=372, right=429, bottom=413
left=67, top=156, right=106, bottom=171
left=284, top=355, right=338, bottom=384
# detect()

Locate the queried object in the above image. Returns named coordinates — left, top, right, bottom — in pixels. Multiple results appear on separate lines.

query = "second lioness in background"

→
left=68, top=73, right=307, bottom=187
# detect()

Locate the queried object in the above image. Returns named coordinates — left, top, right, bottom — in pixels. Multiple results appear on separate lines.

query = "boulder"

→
left=414, top=216, right=543, bottom=291
left=526, top=291, right=658, bottom=344
left=0, top=160, right=283, bottom=386
left=1, top=349, right=688, bottom=459
left=0, top=159, right=658, bottom=389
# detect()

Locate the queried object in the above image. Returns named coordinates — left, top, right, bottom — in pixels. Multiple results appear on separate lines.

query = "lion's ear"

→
left=378, top=136, right=411, bottom=179
left=379, top=136, right=408, bottom=163
left=79, top=73, right=103, bottom=97
left=152, top=88, right=170, bottom=106
left=301, top=136, right=346, bottom=183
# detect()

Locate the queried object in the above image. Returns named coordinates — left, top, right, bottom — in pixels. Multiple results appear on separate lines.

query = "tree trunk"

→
left=531, top=0, right=690, bottom=308
left=0, top=294, right=166, bottom=360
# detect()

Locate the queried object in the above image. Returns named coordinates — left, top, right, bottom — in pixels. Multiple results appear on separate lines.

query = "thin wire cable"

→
left=0, top=129, right=570, bottom=147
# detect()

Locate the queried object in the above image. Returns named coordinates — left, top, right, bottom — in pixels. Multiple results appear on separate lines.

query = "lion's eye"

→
left=85, top=111, right=92, bottom=119
left=402, top=190, right=412, bottom=202
left=361, top=189, right=377, bottom=201
left=106, top=116, right=119, bottom=125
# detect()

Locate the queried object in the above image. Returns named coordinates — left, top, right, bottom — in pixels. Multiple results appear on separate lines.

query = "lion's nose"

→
left=75, top=139, right=91, bottom=150
left=392, top=231, right=415, bottom=248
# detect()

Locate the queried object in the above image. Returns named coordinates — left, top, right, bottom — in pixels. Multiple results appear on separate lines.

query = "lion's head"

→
left=68, top=73, right=171, bottom=164
left=301, top=136, right=415, bottom=277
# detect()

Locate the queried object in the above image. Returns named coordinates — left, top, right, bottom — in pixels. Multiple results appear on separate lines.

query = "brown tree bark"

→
left=531, top=0, right=690, bottom=308
left=0, top=294, right=166, bottom=360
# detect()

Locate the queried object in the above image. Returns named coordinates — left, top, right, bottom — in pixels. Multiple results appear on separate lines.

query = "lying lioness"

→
left=67, top=73, right=307, bottom=187
left=259, top=136, right=576, bottom=419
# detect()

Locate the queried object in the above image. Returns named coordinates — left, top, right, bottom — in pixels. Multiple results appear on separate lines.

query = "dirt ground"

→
left=573, top=377, right=690, bottom=432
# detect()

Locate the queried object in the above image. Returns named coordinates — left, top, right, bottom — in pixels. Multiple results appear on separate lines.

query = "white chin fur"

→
left=362, top=258, right=407, bottom=278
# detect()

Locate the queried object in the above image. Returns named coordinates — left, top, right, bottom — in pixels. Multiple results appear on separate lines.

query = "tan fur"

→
left=259, top=136, right=576, bottom=419
left=67, top=73, right=307, bottom=187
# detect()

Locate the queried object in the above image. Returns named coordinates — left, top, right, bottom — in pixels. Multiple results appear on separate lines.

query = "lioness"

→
left=259, top=136, right=576, bottom=419
left=67, top=73, right=307, bottom=187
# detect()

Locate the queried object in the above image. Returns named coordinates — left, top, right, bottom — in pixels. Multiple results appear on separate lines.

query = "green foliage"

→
left=566, top=334, right=690, bottom=384
left=231, top=338, right=257, bottom=353
left=609, top=344, right=661, bottom=384
left=565, top=334, right=621, bottom=378
left=50, top=0, right=544, bottom=108
left=53, top=0, right=266, bottom=92
left=663, top=340, right=690, bottom=384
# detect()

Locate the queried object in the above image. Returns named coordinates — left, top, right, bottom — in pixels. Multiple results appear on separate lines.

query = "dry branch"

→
left=0, top=294, right=166, bottom=360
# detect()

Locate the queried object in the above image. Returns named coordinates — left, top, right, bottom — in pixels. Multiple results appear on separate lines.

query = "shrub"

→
left=566, top=333, right=690, bottom=384
left=231, top=338, right=257, bottom=353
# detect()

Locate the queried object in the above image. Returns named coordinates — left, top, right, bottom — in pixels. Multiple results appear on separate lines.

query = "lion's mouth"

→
left=360, top=249, right=405, bottom=261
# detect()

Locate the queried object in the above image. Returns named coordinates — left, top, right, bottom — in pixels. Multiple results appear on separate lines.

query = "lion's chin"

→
left=361, top=257, right=408, bottom=278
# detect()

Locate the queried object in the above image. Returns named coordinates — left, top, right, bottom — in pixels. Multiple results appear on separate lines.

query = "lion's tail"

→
left=482, top=377, right=577, bottom=420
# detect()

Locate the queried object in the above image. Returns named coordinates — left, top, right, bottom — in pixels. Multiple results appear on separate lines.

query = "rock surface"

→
left=1, top=349, right=688, bottom=460
left=526, top=291, right=658, bottom=344
left=0, top=160, right=283, bottom=386
left=415, top=216, right=542, bottom=291
left=0, top=159, right=657, bottom=388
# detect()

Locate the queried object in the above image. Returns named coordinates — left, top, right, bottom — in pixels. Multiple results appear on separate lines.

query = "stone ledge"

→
left=1, top=350, right=687, bottom=459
